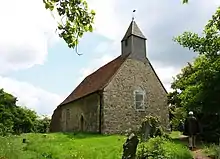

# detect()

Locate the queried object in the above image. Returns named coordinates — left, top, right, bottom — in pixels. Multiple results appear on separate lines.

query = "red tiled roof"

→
left=59, top=55, right=128, bottom=106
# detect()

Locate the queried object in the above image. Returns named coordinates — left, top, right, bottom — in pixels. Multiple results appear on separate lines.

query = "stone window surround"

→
left=133, top=89, right=145, bottom=111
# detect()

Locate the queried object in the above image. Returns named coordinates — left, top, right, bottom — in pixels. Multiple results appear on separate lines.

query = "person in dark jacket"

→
left=183, top=111, right=200, bottom=150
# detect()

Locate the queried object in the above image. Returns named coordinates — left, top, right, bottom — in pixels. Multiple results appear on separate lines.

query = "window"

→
left=134, top=90, right=145, bottom=110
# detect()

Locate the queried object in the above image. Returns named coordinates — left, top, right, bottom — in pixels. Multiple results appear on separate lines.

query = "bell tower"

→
left=121, top=20, right=147, bottom=61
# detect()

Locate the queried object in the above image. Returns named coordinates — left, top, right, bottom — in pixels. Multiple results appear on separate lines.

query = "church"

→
left=50, top=20, right=169, bottom=134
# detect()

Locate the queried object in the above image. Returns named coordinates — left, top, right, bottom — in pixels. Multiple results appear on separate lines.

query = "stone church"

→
left=50, top=20, right=169, bottom=134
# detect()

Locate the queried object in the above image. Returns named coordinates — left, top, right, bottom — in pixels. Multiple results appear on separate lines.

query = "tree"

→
left=35, top=116, right=51, bottom=133
left=13, top=106, right=38, bottom=134
left=169, top=7, right=220, bottom=142
left=0, top=88, right=51, bottom=135
left=0, top=89, right=18, bottom=135
left=171, top=7, right=220, bottom=112
left=43, top=0, right=95, bottom=52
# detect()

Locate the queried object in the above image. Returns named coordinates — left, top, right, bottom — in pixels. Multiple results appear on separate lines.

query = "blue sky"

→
left=0, top=0, right=219, bottom=116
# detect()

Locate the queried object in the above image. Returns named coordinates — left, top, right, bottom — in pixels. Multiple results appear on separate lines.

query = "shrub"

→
left=136, top=137, right=193, bottom=159
left=171, top=107, right=187, bottom=131
left=137, top=115, right=168, bottom=142
left=203, top=144, right=220, bottom=158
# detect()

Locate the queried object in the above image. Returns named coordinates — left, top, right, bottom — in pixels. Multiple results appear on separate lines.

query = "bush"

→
left=137, top=115, right=167, bottom=142
left=0, top=88, right=51, bottom=136
left=170, top=107, right=187, bottom=131
left=203, top=144, right=220, bottom=158
left=136, top=137, right=193, bottom=159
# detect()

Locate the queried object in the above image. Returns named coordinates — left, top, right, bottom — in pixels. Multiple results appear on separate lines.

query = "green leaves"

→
left=170, top=7, right=220, bottom=114
left=174, top=7, right=220, bottom=59
left=0, top=88, right=50, bottom=135
left=182, top=0, right=188, bottom=4
left=43, top=0, right=95, bottom=51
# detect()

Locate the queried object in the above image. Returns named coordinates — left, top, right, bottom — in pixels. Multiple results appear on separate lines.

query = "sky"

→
left=0, top=0, right=219, bottom=116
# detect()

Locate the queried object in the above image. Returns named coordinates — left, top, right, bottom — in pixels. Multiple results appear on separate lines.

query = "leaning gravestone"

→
left=122, top=133, right=139, bottom=159
left=140, top=121, right=151, bottom=142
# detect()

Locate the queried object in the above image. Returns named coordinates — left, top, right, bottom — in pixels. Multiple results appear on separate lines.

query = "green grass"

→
left=0, top=131, right=200, bottom=159
left=0, top=133, right=125, bottom=159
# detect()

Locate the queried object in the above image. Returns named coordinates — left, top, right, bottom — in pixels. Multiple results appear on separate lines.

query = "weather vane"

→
left=132, top=10, right=136, bottom=21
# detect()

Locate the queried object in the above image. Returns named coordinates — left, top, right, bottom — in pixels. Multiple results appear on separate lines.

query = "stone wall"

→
left=102, top=58, right=169, bottom=134
left=51, top=93, right=100, bottom=132
left=50, top=106, right=62, bottom=132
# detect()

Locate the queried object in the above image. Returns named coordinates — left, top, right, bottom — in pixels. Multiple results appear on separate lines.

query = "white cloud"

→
left=88, top=0, right=123, bottom=41
left=88, top=0, right=220, bottom=41
left=0, top=76, right=63, bottom=116
left=0, top=0, right=62, bottom=116
left=152, top=63, right=181, bottom=92
left=0, top=0, right=58, bottom=74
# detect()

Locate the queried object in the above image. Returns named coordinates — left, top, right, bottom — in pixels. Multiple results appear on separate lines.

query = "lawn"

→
left=1, top=131, right=212, bottom=159
left=0, top=133, right=125, bottom=159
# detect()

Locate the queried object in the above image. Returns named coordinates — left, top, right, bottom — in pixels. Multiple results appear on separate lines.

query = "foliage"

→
left=203, top=144, right=220, bottom=158
left=136, top=137, right=193, bottom=159
left=137, top=115, right=166, bottom=141
left=170, top=107, right=187, bottom=131
left=43, top=0, right=95, bottom=51
left=171, top=7, right=220, bottom=112
left=174, top=7, right=220, bottom=59
left=0, top=133, right=124, bottom=159
left=183, top=0, right=188, bottom=3
left=34, top=116, right=51, bottom=133
left=168, top=7, right=220, bottom=142
left=0, top=88, right=50, bottom=136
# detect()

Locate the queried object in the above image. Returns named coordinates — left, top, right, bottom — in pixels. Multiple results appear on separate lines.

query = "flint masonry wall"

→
left=102, top=58, right=169, bottom=134
left=50, top=107, right=62, bottom=132
left=58, top=93, right=100, bottom=132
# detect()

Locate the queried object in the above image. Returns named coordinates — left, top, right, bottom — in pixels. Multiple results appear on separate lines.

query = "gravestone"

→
left=141, top=122, right=151, bottom=142
left=122, top=133, right=139, bottom=159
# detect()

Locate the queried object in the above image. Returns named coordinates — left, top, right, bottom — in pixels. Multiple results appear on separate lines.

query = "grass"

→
left=0, top=133, right=125, bottom=159
left=0, top=131, right=210, bottom=159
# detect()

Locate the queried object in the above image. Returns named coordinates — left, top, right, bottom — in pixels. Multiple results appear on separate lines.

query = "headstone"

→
left=122, top=133, right=139, bottom=159
left=141, top=122, right=151, bottom=142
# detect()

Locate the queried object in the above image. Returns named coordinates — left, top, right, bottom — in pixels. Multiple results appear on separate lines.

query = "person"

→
left=183, top=111, right=200, bottom=150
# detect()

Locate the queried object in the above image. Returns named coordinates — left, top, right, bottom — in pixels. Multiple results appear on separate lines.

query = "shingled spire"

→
left=121, top=20, right=147, bottom=61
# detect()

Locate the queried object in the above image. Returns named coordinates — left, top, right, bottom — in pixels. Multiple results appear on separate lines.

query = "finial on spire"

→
left=132, top=10, right=136, bottom=21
